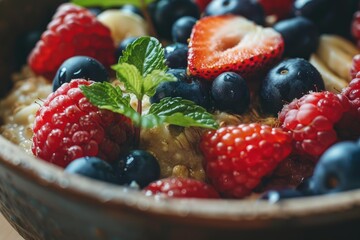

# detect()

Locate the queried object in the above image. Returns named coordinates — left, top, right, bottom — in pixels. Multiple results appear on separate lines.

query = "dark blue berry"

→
left=115, top=36, right=138, bottom=61
left=293, top=0, right=356, bottom=38
left=88, top=7, right=103, bottom=16
left=154, top=0, right=200, bottom=40
left=211, top=72, right=250, bottom=114
left=120, top=4, right=144, bottom=18
left=52, top=56, right=109, bottom=91
left=204, top=0, right=265, bottom=25
left=260, top=58, right=324, bottom=116
left=312, top=141, right=360, bottom=194
left=113, top=150, right=160, bottom=188
left=260, top=189, right=305, bottom=203
left=164, top=43, right=188, bottom=69
left=150, top=68, right=212, bottom=109
left=65, top=156, right=117, bottom=183
left=172, top=16, right=197, bottom=44
left=273, top=17, right=319, bottom=60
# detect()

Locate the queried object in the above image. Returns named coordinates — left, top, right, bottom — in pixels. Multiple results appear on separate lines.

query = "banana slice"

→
left=97, top=9, right=148, bottom=46
left=316, top=35, right=359, bottom=82
left=310, top=54, right=348, bottom=92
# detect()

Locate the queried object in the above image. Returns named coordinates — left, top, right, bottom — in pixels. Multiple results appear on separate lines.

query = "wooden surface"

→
left=0, top=214, right=23, bottom=240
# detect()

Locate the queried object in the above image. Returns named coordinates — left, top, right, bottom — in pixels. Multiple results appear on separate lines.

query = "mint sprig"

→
left=71, top=0, right=156, bottom=8
left=81, top=36, right=219, bottom=146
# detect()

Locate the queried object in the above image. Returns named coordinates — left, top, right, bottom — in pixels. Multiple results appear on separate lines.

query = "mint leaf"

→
left=112, top=63, right=143, bottom=100
left=145, top=97, right=219, bottom=129
left=116, top=37, right=167, bottom=77
left=143, top=70, right=177, bottom=97
left=80, top=82, right=141, bottom=125
left=72, top=0, right=156, bottom=8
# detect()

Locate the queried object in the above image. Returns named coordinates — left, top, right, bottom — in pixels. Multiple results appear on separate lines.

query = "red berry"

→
left=350, top=54, right=360, bottom=80
left=336, top=77, right=360, bottom=140
left=351, top=11, right=360, bottom=48
left=258, top=0, right=294, bottom=20
left=143, top=178, right=220, bottom=199
left=200, top=123, right=292, bottom=198
left=31, top=79, right=134, bottom=168
left=188, top=15, right=284, bottom=80
left=28, top=3, right=115, bottom=80
left=279, top=91, right=349, bottom=159
left=193, top=0, right=212, bottom=12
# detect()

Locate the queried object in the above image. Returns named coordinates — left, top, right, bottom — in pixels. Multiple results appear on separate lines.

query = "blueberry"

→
left=260, top=189, right=305, bottom=203
left=88, top=7, right=103, bottom=16
left=273, top=16, right=319, bottom=59
left=260, top=58, right=324, bottom=116
left=150, top=68, right=212, bottom=109
left=153, top=0, right=200, bottom=40
left=293, top=0, right=356, bottom=38
left=164, top=43, right=188, bottom=69
left=204, top=0, right=265, bottom=25
left=65, top=156, right=117, bottom=183
left=113, top=150, right=160, bottom=188
left=211, top=72, right=250, bottom=114
left=115, top=36, right=138, bottom=61
left=52, top=56, right=109, bottom=91
left=120, top=4, right=144, bottom=18
left=312, top=141, right=360, bottom=194
left=172, top=16, right=197, bottom=44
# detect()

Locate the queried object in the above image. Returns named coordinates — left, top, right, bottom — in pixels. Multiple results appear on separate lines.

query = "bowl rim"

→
left=1, top=135, right=360, bottom=228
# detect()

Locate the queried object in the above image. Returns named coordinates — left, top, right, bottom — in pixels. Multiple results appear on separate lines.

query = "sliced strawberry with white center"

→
left=188, top=15, right=284, bottom=80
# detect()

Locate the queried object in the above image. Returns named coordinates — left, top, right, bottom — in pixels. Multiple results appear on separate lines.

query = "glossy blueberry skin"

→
left=172, top=16, right=197, bottom=44
left=115, top=36, right=138, bottom=61
left=151, top=68, right=212, bottom=109
left=312, top=141, right=360, bottom=194
left=65, top=157, right=118, bottom=184
left=273, top=16, right=319, bottom=60
left=211, top=72, right=250, bottom=114
left=52, top=56, right=109, bottom=91
left=293, top=0, right=357, bottom=38
left=113, top=150, right=160, bottom=188
left=164, top=43, right=188, bottom=69
left=204, top=0, right=265, bottom=25
left=154, top=0, right=200, bottom=40
left=260, top=189, right=305, bottom=203
left=260, top=58, right=324, bottom=116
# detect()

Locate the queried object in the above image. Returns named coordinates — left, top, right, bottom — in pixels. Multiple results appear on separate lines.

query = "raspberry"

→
left=143, top=178, right=220, bottom=199
left=28, top=3, right=115, bottom=80
left=279, top=91, right=349, bottom=159
left=200, top=123, right=292, bottom=198
left=258, top=0, right=294, bottom=20
left=337, top=77, right=360, bottom=140
left=350, top=54, right=360, bottom=80
left=32, top=79, right=134, bottom=168
left=351, top=11, right=360, bottom=48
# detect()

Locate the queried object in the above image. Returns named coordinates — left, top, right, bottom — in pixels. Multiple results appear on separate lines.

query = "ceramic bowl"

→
left=1, top=1, right=360, bottom=240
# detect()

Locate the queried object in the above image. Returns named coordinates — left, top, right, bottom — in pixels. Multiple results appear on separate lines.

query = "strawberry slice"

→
left=188, top=15, right=284, bottom=80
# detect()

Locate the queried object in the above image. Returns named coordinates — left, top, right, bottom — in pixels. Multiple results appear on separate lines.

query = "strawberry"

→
left=200, top=123, right=292, bottom=198
left=143, top=177, right=220, bottom=199
left=188, top=15, right=284, bottom=81
left=279, top=91, right=350, bottom=160
left=28, top=3, right=115, bottom=80
left=32, top=79, right=134, bottom=168
left=258, top=0, right=294, bottom=20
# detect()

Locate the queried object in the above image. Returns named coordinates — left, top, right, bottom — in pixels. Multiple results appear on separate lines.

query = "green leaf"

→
left=143, top=70, right=177, bottom=97
left=80, top=82, right=141, bottom=125
left=117, top=36, right=167, bottom=77
left=72, top=0, right=156, bottom=8
left=145, top=97, right=219, bottom=129
left=112, top=63, right=143, bottom=100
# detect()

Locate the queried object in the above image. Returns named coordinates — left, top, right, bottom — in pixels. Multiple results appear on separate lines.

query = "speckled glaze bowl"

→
left=2, top=1, right=360, bottom=240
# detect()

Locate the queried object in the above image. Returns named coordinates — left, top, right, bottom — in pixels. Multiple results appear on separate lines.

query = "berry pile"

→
left=6, top=0, right=360, bottom=201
